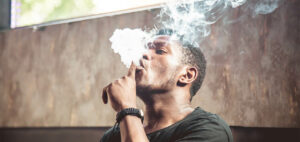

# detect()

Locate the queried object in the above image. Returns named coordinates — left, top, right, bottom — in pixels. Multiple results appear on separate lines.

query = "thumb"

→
left=127, top=62, right=136, bottom=78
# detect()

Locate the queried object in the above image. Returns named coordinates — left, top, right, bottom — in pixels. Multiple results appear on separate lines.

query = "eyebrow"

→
left=147, top=40, right=170, bottom=49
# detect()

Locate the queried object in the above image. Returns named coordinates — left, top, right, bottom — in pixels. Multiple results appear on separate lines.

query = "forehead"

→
left=147, top=35, right=184, bottom=59
left=147, top=35, right=170, bottom=45
left=147, top=35, right=181, bottom=50
left=152, top=35, right=171, bottom=42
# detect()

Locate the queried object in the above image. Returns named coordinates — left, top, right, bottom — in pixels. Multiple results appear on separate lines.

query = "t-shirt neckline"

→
left=146, top=107, right=201, bottom=135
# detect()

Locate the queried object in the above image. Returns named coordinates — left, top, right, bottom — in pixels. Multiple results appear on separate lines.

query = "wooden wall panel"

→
left=0, top=1, right=299, bottom=127
left=192, top=1, right=300, bottom=127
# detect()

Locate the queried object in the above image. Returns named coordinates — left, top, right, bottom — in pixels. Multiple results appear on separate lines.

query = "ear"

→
left=177, top=66, right=198, bottom=86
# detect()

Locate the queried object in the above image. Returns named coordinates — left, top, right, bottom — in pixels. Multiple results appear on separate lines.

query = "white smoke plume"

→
left=109, top=28, right=152, bottom=68
left=110, top=0, right=281, bottom=68
left=230, top=0, right=247, bottom=8
left=254, top=0, right=281, bottom=15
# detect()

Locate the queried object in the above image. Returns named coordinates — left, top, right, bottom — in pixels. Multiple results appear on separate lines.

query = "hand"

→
left=102, top=62, right=137, bottom=112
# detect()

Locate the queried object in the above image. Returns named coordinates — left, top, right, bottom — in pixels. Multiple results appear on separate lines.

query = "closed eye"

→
left=155, top=49, right=167, bottom=55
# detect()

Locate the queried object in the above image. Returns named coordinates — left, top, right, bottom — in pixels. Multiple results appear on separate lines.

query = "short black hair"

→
left=156, top=29, right=207, bottom=100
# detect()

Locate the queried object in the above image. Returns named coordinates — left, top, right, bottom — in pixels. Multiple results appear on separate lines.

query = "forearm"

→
left=119, top=115, right=149, bottom=142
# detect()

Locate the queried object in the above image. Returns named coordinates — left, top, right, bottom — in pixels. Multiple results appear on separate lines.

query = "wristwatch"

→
left=116, top=108, right=144, bottom=123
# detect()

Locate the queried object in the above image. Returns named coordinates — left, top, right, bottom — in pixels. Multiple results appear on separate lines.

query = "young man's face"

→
left=135, top=35, right=184, bottom=95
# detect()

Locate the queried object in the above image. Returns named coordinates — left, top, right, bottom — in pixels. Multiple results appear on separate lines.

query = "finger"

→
left=102, top=86, right=109, bottom=104
left=127, top=61, right=136, bottom=78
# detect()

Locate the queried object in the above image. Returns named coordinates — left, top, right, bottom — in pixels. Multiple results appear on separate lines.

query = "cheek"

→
left=148, top=55, right=180, bottom=79
left=156, top=57, right=179, bottom=73
left=151, top=62, right=173, bottom=81
left=152, top=61, right=167, bottom=75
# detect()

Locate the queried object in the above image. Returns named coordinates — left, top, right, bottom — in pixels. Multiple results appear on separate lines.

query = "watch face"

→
left=139, top=109, right=144, bottom=117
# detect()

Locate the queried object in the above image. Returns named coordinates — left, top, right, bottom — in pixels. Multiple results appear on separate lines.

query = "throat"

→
left=143, top=104, right=194, bottom=134
left=139, top=88, right=194, bottom=134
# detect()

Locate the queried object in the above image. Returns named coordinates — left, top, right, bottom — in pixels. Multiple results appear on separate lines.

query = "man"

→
left=100, top=29, right=233, bottom=142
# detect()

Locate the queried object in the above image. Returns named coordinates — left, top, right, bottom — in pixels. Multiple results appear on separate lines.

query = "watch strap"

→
left=116, top=108, right=144, bottom=123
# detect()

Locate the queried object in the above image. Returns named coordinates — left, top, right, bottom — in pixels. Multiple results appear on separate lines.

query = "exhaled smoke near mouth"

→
left=110, top=0, right=281, bottom=68
left=109, top=28, right=152, bottom=68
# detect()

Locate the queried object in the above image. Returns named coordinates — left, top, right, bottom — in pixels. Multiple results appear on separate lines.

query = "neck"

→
left=139, top=88, right=194, bottom=134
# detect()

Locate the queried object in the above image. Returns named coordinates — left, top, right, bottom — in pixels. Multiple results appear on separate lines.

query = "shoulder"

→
left=174, top=107, right=233, bottom=142
left=100, top=125, right=121, bottom=142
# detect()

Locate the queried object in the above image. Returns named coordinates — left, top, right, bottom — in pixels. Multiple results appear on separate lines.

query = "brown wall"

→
left=0, top=1, right=299, bottom=127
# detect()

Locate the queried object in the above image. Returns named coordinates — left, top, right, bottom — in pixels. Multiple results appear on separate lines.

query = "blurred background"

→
left=0, top=0, right=299, bottom=142
left=9, top=0, right=172, bottom=28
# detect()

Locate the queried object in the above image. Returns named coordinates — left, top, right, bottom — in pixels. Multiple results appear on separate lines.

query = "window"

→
left=11, top=0, right=175, bottom=28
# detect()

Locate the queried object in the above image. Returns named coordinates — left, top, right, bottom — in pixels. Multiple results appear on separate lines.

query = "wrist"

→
left=116, top=108, right=144, bottom=123
left=119, top=104, right=136, bottom=111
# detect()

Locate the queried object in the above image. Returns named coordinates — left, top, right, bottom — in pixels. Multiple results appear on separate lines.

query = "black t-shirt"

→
left=100, top=107, right=233, bottom=142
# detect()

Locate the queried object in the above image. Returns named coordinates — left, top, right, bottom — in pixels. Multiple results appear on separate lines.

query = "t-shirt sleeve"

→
left=174, top=117, right=232, bottom=142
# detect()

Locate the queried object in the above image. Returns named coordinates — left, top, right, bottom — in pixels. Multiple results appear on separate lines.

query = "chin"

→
left=136, top=81, right=152, bottom=93
left=136, top=82, right=148, bottom=90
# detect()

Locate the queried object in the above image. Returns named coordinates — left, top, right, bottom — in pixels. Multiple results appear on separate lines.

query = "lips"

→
left=136, top=60, right=146, bottom=73
left=136, top=65, right=144, bottom=71
left=135, top=66, right=144, bottom=76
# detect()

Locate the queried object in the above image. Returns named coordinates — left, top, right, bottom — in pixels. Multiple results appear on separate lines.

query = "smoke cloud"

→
left=109, top=28, right=151, bottom=68
left=110, top=0, right=281, bottom=68
left=254, top=0, right=281, bottom=15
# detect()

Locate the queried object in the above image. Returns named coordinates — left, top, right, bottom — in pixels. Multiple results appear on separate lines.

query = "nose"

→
left=142, top=52, right=151, bottom=60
